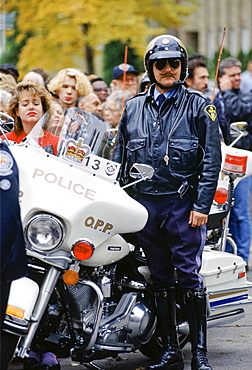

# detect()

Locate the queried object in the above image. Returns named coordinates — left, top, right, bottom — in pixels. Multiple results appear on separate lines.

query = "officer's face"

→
left=153, top=58, right=181, bottom=92
left=17, top=91, right=44, bottom=129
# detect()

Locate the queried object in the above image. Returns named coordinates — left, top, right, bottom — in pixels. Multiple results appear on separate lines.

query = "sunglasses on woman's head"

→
left=154, top=58, right=181, bottom=71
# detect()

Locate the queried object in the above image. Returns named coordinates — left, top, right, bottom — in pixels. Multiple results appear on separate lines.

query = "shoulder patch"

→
left=204, top=105, right=217, bottom=121
left=0, top=149, right=14, bottom=176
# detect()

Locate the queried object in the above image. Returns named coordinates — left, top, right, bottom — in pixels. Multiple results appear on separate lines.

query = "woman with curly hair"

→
left=47, top=68, right=92, bottom=109
left=1, top=81, right=59, bottom=155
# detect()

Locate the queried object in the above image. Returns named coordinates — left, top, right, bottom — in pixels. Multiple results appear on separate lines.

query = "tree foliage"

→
left=3, top=0, right=197, bottom=75
left=103, top=40, right=145, bottom=84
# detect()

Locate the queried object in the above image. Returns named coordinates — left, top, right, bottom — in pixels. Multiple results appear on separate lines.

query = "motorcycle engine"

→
left=97, top=292, right=156, bottom=348
left=66, top=277, right=155, bottom=350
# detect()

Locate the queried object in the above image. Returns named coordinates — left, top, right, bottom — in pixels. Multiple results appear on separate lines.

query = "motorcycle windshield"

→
left=25, top=107, right=121, bottom=180
left=25, top=107, right=109, bottom=155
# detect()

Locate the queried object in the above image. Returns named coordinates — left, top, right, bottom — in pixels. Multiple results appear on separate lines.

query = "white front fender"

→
left=6, top=277, right=39, bottom=321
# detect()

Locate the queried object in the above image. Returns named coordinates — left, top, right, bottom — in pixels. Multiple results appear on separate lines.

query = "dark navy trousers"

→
left=134, top=193, right=206, bottom=290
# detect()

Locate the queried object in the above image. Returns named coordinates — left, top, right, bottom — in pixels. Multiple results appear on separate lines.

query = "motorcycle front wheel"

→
left=0, top=331, right=19, bottom=370
left=139, top=332, right=190, bottom=359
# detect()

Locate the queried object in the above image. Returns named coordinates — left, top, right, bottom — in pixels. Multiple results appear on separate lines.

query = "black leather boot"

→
left=184, top=288, right=212, bottom=370
left=146, top=287, right=184, bottom=370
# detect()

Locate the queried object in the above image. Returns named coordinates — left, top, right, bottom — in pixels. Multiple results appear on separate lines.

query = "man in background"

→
left=111, top=63, right=139, bottom=96
left=185, top=54, right=209, bottom=94
left=77, top=92, right=103, bottom=116
left=214, top=57, right=252, bottom=269
left=240, top=60, right=252, bottom=93
left=90, top=77, right=110, bottom=103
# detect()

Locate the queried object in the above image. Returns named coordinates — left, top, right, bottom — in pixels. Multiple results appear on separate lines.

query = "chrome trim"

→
left=3, top=320, right=29, bottom=336
left=71, top=238, right=95, bottom=259
left=26, top=249, right=72, bottom=269
left=25, top=214, right=65, bottom=253
left=70, top=280, right=104, bottom=354
left=93, top=343, right=134, bottom=352
left=16, top=266, right=61, bottom=358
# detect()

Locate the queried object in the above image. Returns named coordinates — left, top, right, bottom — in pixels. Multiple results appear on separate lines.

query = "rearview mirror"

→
left=129, top=163, right=154, bottom=180
left=122, top=163, right=154, bottom=190
left=230, top=121, right=248, bottom=136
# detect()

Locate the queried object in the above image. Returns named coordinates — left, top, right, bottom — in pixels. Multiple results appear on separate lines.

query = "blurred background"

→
left=1, top=0, right=251, bottom=83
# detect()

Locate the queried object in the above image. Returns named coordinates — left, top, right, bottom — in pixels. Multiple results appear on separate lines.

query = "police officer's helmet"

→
left=144, top=35, right=188, bottom=84
left=139, top=73, right=151, bottom=92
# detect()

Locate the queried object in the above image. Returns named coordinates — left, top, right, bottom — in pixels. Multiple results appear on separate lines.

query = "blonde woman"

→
left=47, top=68, right=92, bottom=109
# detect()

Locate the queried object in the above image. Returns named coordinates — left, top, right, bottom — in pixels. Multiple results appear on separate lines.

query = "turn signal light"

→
left=63, top=270, right=79, bottom=285
left=214, top=187, right=228, bottom=204
left=6, top=305, right=25, bottom=319
left=72, top=239, right=94, bottom=260
left=238, top=271, right=246, bottom=279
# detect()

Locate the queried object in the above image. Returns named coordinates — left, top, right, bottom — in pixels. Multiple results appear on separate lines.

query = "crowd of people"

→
left=1, top=35, right=252, bottom=370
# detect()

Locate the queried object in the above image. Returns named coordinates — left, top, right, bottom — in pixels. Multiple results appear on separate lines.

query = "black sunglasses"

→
left=94, top=87, right=109, bottom=92
left=154, top=58, right=181, bottom=71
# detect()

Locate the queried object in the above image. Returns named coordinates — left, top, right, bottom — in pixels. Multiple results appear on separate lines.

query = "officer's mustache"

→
left=160, top=71, right=178, bottom=77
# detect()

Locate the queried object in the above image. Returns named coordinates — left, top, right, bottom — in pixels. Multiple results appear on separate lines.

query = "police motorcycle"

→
left=205, top=121, right=251, bottom=254
left=1, top=110, right=252, bottom=370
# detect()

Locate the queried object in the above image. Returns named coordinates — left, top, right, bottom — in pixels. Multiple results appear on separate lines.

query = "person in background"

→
left=185, top=55, right=228, bottom=143
left=47, top=100, right=65, bottom=137
left=0, top=82, right=58, bottom=155
left=0, top=89, right=12, bottom=113
left=0, top=140, right=28, bottom=370
left=112, top=34, right=221, bottom=370
left=185, top=55, right=209, bottom=95
left=30, top=67, right=50, bottom=85
left=110, top=63, right=139, bottom=96
left=139, top=72, right=151, bottom=92
left=240, top=60, right=252, bottom=93
left=77, top=92, right=103, bottom=116
left=104, top=89, right=133, bottom=129
left=100, top=89, right=133, bottom=158
left=214, top=57, right=252, bottom=269
left=47, top=68, right=92, bottom=110
left=90, top=77, right=110, bottom=103
left=23, top=71, right=45, bottom=86
left=0, top=63, right=19, bottom=82
left=0, top=72, right=17, bottom=96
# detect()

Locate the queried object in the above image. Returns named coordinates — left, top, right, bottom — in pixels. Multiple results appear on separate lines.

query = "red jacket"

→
left=1, top=130, right=59, bottom=155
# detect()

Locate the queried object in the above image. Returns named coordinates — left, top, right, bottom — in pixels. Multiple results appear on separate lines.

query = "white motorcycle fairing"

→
left=10, top=144, right=148, bottom=268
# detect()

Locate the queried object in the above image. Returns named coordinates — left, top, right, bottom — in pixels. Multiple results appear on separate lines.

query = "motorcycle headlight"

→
left=25, top=214, right=65, bottom=252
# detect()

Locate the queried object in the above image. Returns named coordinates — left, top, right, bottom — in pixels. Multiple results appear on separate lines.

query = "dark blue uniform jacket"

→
left=214, top=88, right=252, bottom=150
left=112, top=84, right=221, bottom=215
left=0, top=141, right=28, bottom=284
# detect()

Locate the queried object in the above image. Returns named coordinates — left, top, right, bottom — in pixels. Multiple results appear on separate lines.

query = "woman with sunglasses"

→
left=112, top=35, right=221, bottom=370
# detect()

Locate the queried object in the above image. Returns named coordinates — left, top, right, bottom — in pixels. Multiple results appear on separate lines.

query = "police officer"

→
left=112, top=35, right=221, bottom=370
left=0, top=140, right=27, bottom=339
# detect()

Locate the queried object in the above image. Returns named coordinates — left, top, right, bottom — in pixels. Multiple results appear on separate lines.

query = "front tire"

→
left=0, top=331, right=19, bottom=370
